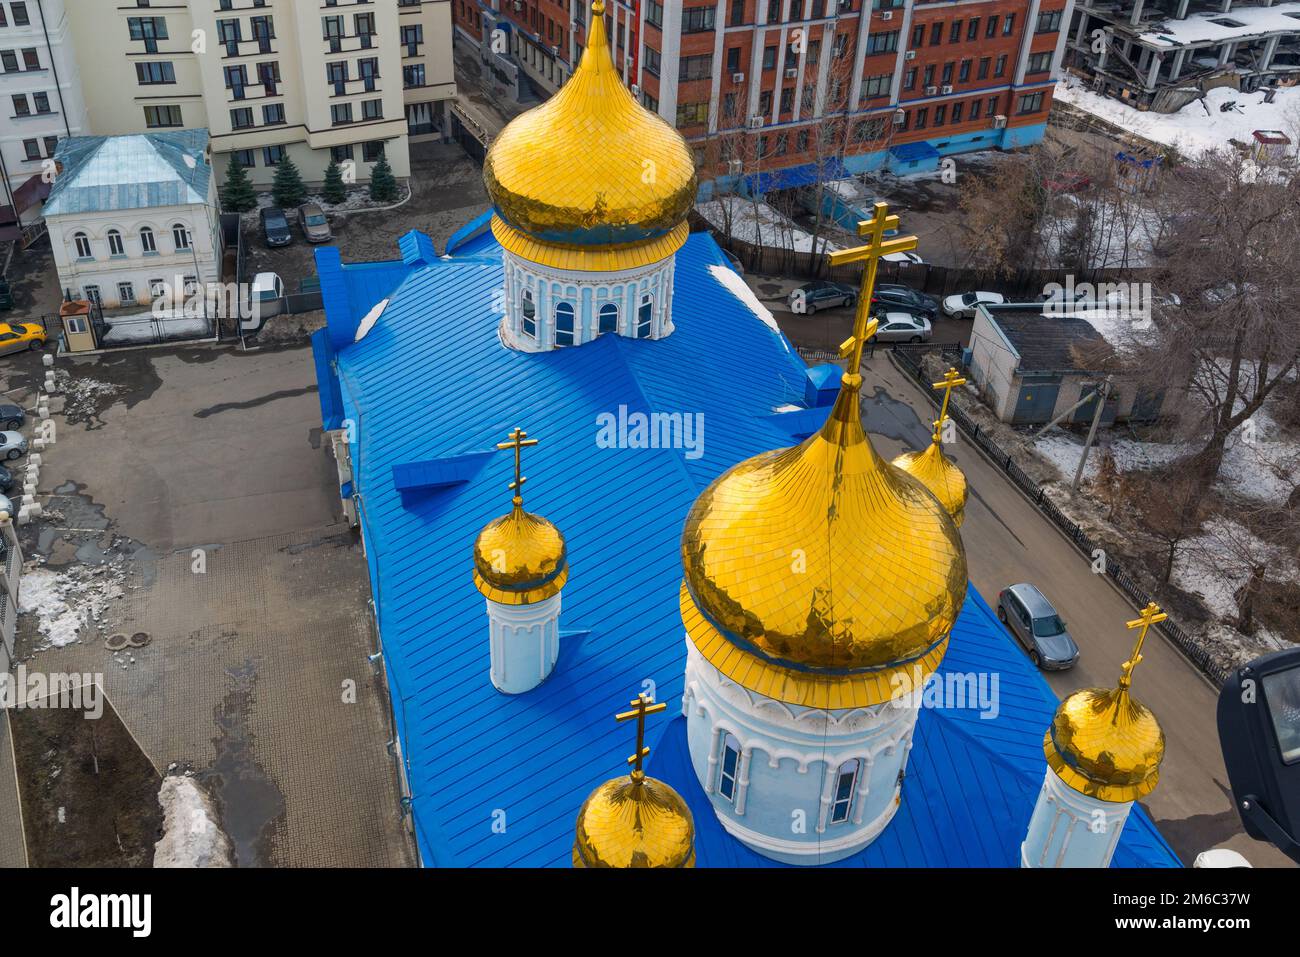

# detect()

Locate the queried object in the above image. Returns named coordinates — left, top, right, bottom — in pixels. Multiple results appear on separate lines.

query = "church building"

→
left=310, top=1, right=1177, bottom=868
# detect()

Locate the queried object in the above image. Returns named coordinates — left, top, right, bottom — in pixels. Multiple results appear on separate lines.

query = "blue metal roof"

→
left=314, top=226, right=1180, bottom=868
left=43, top=130, right=214, bottom=217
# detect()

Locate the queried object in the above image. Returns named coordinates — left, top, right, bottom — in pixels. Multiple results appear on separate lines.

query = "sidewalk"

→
left=0, top=710, right=28, bottom=867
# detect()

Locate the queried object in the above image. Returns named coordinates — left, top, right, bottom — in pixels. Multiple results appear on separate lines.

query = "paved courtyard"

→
left=5, top=342, right=413, bottom=867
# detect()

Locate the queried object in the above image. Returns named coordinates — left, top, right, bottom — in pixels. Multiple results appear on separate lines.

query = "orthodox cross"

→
left=496, top=427, right=538, bottom=506
left=931, top=367, right=967, bottom=443
left=826, top=201, right=919, bottom=382
left=616, top=692, right=667, bottom=780
left=1119, top=601, right=1167, bottom=689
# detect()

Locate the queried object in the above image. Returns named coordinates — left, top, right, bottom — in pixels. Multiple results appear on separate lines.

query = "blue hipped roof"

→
left=314, top=227, right=1180, bottom=868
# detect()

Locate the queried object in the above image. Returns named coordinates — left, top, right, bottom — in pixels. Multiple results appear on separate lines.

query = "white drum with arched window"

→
left=597, top=302, right=618, bottom=335
left=555, top=301, right=576, bottom=346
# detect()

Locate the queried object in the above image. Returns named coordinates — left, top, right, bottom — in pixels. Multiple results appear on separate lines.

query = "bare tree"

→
left=1128, top=470, right=1205, bottom=584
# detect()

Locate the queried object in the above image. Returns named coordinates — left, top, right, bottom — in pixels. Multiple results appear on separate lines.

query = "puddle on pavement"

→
left=26, top=480, right=157, bottom=582
left=861, top=385, right=933, bottom=449
left=200, top=658, right=286, bottom=868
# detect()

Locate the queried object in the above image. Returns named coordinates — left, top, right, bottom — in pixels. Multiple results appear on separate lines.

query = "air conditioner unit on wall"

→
left=785, top=67, right=797, bottom=78
left=941, top=84, right=953, bottom=94
left=747, top=114, right=764, bottom=129
left=732, top=71, right=745, bottom=83
left=881, top=10, right=893, bottom=19
left=904, top=50, right=916, bottom=60
left=992, top=114, right=1007, bottom=129
left=893, top=108, right=906, bottom=124
left=728, top=157, right=743, bottom=175
left=512, top=0, right=523, bottom=10
left=925, top=85, right=937, bottom=95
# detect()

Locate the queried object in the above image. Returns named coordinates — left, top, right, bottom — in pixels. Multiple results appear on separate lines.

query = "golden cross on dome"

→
left=931, top=367, right=967, bottom=444
left=615, top=692, right=667, bottom=779
left=1119, top=601, right=1167, bottom=689
left=826, top=201, right=919, bottom=384
left=496, top=427, right=538, bottom=506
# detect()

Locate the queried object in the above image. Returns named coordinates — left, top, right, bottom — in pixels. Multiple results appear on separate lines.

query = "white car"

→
left=883, top=251, right=925, bottom=266
left=871, top=311, right=932, bottom=343
left=943, top=290, right=1005, bottom=319
left=0, top=431, right=27, bottom=461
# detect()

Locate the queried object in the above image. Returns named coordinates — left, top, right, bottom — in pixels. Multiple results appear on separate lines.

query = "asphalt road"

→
left=859, top=352, right=1290, bottom=868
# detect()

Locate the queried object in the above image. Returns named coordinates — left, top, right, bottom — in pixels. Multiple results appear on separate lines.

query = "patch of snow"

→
left=696, top=196, right=840, bottom=254
left=101, top=314, right=212, bottom=347
left=18, top=563, right=128, bottom=651
left=1137, top=2, right=1300, bottom=47
left=154, top=776, right=233, bottom=868
left=354, top=298, right=388, bottom=343
left=707, top=264, right=786, bottom=343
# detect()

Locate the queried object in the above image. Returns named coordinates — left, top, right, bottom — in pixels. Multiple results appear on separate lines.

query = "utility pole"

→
left=1073, top=379, right=1111, bottom=490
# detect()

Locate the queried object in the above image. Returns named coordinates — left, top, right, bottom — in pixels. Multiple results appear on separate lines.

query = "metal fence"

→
left=889, top=344, right=1230, bottom=687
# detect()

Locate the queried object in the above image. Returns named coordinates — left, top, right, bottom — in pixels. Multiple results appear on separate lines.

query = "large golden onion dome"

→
left=472, top=503, right=568, bottom=605
left=892, top=439, right=968, bottom=527
left=1044, top=686, right=1165, bottom=802
left=483, top=0, right=697, bottom=268
left=680, top=375, right=968, bottom=710
left=572, top=771, right=696, bottom=868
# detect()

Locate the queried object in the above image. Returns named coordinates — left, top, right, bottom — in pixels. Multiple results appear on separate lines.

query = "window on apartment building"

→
left=987, top=94, right=1000, bottom=116
left=941, top=62, right=953, bottom=84
left=11, top=3, right=29, bottom=27
left=727, top=0, right=744, bottom=26
left=263, top=145, right=286, bottom=166
left=895, top=109, right=909, bottom=131
left=42, top=134, right=56, bottom=156
left=21, top=138, right=38, bottom=161
left=401, top=25, right=423, bottom=56
left=356, top=13, right=376, bottom=48
left=950, top=20, right=961, bottom=43
left=251, top=16, right=275, bottom=53
left=362, top=141, right=385, bottom=162
left=0, top=7, right=7, bottom=27
left=1018, top=91, right=1044, bottom=114
left=814, top=0, right=827, bottom=16
left=679, top=54, right=712, bottom=81
left=259, top=61, right=280, bottom=95
left=643, top=0, right=662, bottom=29
left=12, top=93, right=32, bottom=116
left=22, top=48, right=39, bottom=70
left=230, top=107, right=255, bottom=129
left=327, top=61, right=348, bottom=94
left=929, top=23, right=942, bottom=45
left=33, top=91, right=49, bottom=113
left=323, top=17, right=344, bottom=52
left=107, top=230, right=125, bottom=257
left=911, top=24, right=924, bottom=47
left=986, top=15, right=998, bottom=38
left=645, top=48, right=662, bottom=76
left=780, top=87, right=793, bottom=112
left=128, top=17, right=169, bottom=54
left=145, top=105, right=183, bottom=127
left=933, top=103, right=945, bottom=126
left=758, top=90, right=772, bottom=114
left=331, top=145, right=354, bottom=163
left=862, top=73, right=890, bottom=99
left=676, top=101, right=708, bottom=125
left=1036, top=10, right=1062, bottom=33
left=642, top=92, right=658, bottom=112
left=83, top=285, right=102, bottom=306
left=217, top=19, right=242, bottom=56
left=903, top=67, right=916, bottom=90
left=331, top=102, right=353, bottom=125
left=834, top=32, right=848, bottom=57
left=914, top=107, right=927, bottom=129
left=958, top=59, right=970, bottom=82
left=362, top=98, right=382, bottom=120
left=136, top=61, right=176, bottom=85
left=231, top=151, right=256, bottom=170
left=73, top=233, right=93, bottom=259
left=773, top=132, right=787, bottom=156
left=922, top=64, right=934, bottom=87
left=970, top=98, right=981, bottom=120
left=1004, top=13, right=1016, bottom=35
left=0, top=52, right=16, bottom=73
left=118, top=282, right=136, bottom=305
left=225, top=65, right=248, bottom=99
left=994, top=54, right=1006, bottom=77
left=762, top=45, right=777, bottom=70
left=682, top=6, right=716, bottom=32
left=262, top=103, right=285, bottom=125
left=725, top=47, right=740, bottom=74
left=978, top=56, right=990, bottom=79
left=866, top=30, right=897, bottom=55
left=1027, top=51, right=1052, bottom=74
left=967, top=17, right=979, bottom=41
left=403, top=64, right=426, bottom=88
left=359, top=57, right=380, bottom=91
left=807, top=38, right=820, bottom=64
left=173, top=224, right=191, bottom=250
left=766, top=0, right=780, bottom=23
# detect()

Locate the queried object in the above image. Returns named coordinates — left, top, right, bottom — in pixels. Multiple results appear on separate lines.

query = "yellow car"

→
left=0, top=322, right=46, bottom=356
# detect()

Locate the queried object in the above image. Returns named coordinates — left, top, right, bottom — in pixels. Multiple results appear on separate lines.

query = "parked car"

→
left=260, top=206, right=293, bottom=247
left=870, top=283, right=938, bottom=320
left=942, top=290, right=1005, bottom=319
left=788, top=280, right=856, bottom=315
left=0, top=493, right=11, bottom=518
left=0, top=431, right=27, bottom=461
left=297, top=202, right=332, bottom=243
left=0, top=321, right=46, bottom=355
left=0, top=463, right=13, bottom=493
left=997, top=583, right=1079, bottom=670
left=870, top=311, right=931, bottom=343
left=882, top=251, right=926, bottom=266
left=0, top=404, right=24, bottom=431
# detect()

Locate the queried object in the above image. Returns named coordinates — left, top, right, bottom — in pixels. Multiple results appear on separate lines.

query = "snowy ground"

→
left=18, top=563, right=128, bottom=651
left=696, top=196, right=841, bottom=254
left=154, top=775, right=232, bottom=868
left=1039, top=193, right=1164, bottom=270
left=238, top=184, right=410, bottom=229
left=101, top=311, right=213, bottom=347
left=1055, top=79, right=1300, bottom=159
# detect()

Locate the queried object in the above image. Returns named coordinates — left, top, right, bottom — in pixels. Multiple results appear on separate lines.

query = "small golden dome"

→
left=892, top=440, right=968, bottom=527
left=572, top=772, right=696, bottom=868
left=483, top=0, right=697, bottom=251
left=680, top=384, right=968, bottom=709
left=472, top=503, right=568, bottom=605
left=1044, top=686, right=1165, bottom=802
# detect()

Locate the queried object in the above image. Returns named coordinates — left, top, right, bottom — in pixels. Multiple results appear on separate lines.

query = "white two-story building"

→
left=43, top=129, right=221, bottom=311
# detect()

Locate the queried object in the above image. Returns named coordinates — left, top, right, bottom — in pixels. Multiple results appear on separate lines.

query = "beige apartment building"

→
left=63, top=0, right=454, bottom=187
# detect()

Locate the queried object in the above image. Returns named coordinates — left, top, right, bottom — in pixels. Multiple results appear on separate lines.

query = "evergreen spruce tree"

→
left=221, top=159, right=257, bottom=213
left=368, top=150, right=399, bottom=203
left=271, top=154, right=308, bottom=209
left=322, top=158, right=347, bottom=205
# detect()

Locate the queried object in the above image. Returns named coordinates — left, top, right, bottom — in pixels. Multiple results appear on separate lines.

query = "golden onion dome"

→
left=891, top=439, right=968, bottom=527
left=1044, top=684, right=1165, bottom=803
left=472, top=503, right=568, bottom=605
left=572, top=772, right=696, bottom=868
left=680, top=379, right=968, bottom=710
left=483, top=0, right=697, bottom=261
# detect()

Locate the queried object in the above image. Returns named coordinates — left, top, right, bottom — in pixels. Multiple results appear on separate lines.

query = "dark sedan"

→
left=260, top=207, right=293, bottom=247
left=870, top=283, right=939, bottom=320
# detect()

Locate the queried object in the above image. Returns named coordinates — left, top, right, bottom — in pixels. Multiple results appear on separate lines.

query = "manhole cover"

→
left=105, top=633, right=128, bottom=651
left=127, top=632, right=151, bottom=648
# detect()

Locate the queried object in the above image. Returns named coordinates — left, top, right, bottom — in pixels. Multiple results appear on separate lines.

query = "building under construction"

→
left=1067, top=0, right=1300, bottom=110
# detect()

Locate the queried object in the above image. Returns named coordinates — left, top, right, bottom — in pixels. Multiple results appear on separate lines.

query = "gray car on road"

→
left=997, top=583, right=1079, bottom=670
